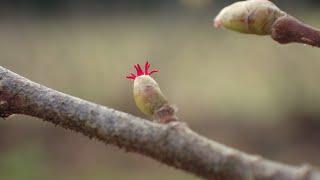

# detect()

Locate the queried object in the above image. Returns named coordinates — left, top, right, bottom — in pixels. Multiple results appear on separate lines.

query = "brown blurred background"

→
left=0, top=0, right=320, bottom=179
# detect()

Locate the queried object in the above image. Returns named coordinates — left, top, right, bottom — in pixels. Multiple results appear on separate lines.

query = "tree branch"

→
left=271, top=15, right=320, bottom=47
left=0, top=66, right=319, bottom=180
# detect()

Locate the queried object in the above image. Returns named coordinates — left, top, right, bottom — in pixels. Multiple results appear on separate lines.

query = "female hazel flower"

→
left=126, top=62, right=177, bottom=123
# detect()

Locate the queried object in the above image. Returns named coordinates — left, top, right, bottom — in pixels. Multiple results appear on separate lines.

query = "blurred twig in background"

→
left=214, top=0, right=320, bottom=47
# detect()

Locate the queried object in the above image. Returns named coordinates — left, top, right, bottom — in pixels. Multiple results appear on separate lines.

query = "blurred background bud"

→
left=215, top=0, right=286, bottom=35
left=179, top=0, right=213, bottom=10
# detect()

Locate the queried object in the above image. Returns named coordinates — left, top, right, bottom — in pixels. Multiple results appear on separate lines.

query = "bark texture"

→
left=0, top=66, right=319, bottom=180
left=271, top=15, right=320, bottom=47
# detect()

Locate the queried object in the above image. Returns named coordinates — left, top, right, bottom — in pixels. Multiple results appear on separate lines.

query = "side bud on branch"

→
left=126, top=62, right=177, bottom=123
left=214, top=0, right=320, bottom=47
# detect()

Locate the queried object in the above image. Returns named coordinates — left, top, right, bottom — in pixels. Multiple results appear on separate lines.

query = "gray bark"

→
left=0, top=66, right=319, bottom=180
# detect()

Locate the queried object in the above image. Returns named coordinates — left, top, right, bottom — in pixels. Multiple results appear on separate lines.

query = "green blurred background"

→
left=1, top=0, right=320, bottom=179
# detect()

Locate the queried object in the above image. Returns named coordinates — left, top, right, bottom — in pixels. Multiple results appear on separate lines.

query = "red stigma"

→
left=126, top=61, right=159, bottom=80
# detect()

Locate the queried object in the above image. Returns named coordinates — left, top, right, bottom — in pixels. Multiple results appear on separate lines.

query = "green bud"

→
left=214, top=0, right=285, bottom=35
left=126, top=62, right=177, bottom=123
left=133, top=75, right=168, bottom=116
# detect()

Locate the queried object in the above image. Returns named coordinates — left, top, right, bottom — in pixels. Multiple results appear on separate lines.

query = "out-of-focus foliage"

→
left=0, top=0, right=319, bottom=15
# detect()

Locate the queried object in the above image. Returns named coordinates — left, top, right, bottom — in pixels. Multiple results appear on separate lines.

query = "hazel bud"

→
left=214, top=0, right=285, bottom=35
left=126, top=62, right=177, bottom=123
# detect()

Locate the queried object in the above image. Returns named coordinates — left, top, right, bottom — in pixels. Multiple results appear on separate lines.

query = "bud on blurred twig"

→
left=214, top=0, right=320, bottom=47
left=214, top=0, right=285, bottom=35
left=126, top=62, right=177, bottom=123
